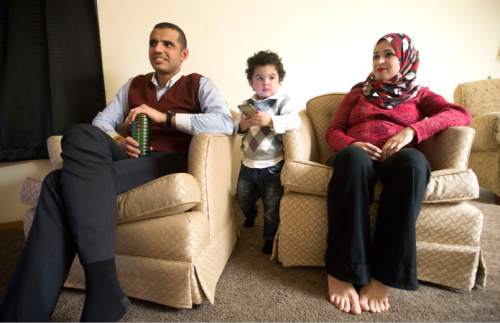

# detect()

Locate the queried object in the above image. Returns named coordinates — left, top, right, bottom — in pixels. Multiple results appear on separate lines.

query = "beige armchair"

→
left=20, top=133, right=238, bottom=308
left=454, top=78, right=500, bottom=203
left=273, top=93, right=486, bottom=291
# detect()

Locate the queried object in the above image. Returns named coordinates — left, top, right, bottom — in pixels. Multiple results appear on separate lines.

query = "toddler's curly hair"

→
left=245, top=50, right=286, bottom=81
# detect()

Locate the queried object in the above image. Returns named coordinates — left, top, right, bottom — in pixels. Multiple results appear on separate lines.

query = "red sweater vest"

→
left=128, top=73, right=202, bottom=154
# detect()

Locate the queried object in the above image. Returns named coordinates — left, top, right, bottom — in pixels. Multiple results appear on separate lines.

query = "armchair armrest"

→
left=188, top=133, right=234, bottom=241
left=116, top=173, right=201, bottom=224
left=281, top=160, right=332, bottom=196
left=470, top=112, right=500, bottom=151
left=283, top=110, right=320, bottom=162
left=417, top=126, right=475, bottom=170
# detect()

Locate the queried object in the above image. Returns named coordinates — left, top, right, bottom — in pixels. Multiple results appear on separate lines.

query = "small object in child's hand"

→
left=238, top=103, right=257, bottom=116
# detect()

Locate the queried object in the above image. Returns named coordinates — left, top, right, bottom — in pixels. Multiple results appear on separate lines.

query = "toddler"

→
left=235, top=50, right=300, bottom=254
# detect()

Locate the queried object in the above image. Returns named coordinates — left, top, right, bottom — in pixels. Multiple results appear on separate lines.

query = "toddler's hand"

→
left=249, top=111, right=272, bottom=127
left=239, top=114, right=252, bottom=131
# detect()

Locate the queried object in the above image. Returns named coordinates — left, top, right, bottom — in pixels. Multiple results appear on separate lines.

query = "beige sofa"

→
left=273, top=93, right=487, bottom=291
left=454, top=78, right=500, bottom=203
left=20, top=133, right=238, bottom=308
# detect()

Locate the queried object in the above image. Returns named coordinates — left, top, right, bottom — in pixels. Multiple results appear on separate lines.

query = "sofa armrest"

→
left=283, top=110, right=320, bottom=162
left=470, top=112, right=500, bottom=151
left=47, top=136, right=63, bottom=170
left=188, top=133, right=234, bottom=241
left=417, top=126, right=475, bottom=170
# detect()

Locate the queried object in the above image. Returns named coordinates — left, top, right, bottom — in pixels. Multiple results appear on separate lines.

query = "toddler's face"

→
left=249, top=65, right=281, bottom=99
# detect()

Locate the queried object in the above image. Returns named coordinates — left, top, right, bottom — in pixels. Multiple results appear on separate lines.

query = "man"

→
left=0, top=22, right=233, bottom=322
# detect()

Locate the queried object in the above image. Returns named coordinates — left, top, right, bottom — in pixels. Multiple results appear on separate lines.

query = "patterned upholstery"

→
left=116, top=173, right=201, bottom=224
left=21, top=133, right=238, bottom=308
left=454, top=78, right=500, bottom=199
left=281, top=161, right=480, bottom=203
left=274, top=93, right=486, bottom=291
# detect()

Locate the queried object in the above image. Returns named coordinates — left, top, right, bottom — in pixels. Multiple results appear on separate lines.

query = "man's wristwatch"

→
left=166, top=111, right=176, bottom=127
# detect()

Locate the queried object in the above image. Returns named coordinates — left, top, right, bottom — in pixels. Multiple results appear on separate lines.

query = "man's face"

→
left=148, top=28, right=188, bottom=76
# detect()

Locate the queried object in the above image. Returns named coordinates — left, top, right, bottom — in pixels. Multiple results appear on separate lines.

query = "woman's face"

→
left=372, top=40, right=400, bottom=82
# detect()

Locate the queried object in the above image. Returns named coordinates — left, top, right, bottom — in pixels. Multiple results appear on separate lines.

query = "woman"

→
left=324, top=33, right=471, bottom=315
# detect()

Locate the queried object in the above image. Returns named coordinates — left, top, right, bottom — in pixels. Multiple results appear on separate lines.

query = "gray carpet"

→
left=2, top=191, right=499, bottom=321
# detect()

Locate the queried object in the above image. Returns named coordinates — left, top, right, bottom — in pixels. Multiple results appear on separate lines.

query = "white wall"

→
left=97, top=0, right=500, bottom=108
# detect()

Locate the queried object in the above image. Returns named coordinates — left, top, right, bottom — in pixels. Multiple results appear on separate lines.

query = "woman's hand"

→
left=381, top=127, right=415, bottom=160
left=116, top=136, right=141, bottom=158
left=352, top=142, right=383, bottom=160
left=125, top=104, right=167, bottom=125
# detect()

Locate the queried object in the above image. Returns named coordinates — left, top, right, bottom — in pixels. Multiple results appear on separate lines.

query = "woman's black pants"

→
left=325, top=146, right=431, bottom=290
left=0, top=124, right=187, bottom=321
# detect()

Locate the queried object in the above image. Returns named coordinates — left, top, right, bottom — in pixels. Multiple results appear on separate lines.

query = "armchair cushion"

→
left=281, top=160, right=479, bottom=203
left=470, top=112, right=500, bottom=151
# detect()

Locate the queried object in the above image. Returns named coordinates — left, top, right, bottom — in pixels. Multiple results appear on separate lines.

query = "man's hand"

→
left=125, top=104, right=167, bottom=125
left=351, top=142, right=383, bottom=161
left=247, top=111, right=272, bottom=127
left=381, top=127, right=415, bottom=160
left=116, top=136, right=141, bottom=158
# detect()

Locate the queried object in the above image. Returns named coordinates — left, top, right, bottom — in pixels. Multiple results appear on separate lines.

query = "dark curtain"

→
left=0, top=0, right=105, bottom=161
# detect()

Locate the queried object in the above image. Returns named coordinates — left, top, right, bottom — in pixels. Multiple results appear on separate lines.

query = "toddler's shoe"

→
left=262, top=240, right=273, bottom=254
left=244, top=218, right=255, bottom=228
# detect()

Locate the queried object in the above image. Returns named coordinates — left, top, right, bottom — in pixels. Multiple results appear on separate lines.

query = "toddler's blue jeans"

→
left=236, top=161, right=284, bottom=241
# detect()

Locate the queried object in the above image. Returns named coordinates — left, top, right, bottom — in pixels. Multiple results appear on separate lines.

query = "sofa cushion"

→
left=281, top=160, right=479, bottom=203
left=20, top=173, right=201, bottom=225
left=423, top=168, right=480, bottom=203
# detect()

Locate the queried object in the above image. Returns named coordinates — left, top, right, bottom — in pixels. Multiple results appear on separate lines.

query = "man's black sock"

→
left=81, top=258, right=130, bottom=322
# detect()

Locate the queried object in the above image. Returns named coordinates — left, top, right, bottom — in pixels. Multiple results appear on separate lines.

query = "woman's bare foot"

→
left=359, top=279, right=390, bottom=313
left=327, top=274, right=361, bottom=315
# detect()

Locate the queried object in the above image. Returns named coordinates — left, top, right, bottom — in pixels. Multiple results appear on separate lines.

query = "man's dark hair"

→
left=245, top=50, right=286, bottom=81
left=153, top=22, right=187, bottom=49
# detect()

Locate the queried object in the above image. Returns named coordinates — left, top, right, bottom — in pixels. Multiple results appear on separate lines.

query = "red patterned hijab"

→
left=355, top=33, right=420, bottom=109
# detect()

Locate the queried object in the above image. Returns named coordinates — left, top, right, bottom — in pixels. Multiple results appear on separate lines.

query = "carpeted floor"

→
left=1, top=191, right=499, bottom=321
